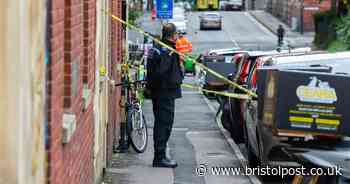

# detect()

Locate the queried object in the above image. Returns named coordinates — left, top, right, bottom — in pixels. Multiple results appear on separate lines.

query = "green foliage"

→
left=336, top=13, right=350, bottom=45
left=313, top=11, right=338, bottom=49
left=128, top=10, right=143, bottom=26
left=328, top=40, right=349, bottom=52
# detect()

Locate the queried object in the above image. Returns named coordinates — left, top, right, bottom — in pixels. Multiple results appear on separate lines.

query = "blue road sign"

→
left=156, top=0, right=173, bottom=19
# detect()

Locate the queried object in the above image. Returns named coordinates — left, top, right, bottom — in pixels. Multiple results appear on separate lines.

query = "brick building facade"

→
left=267, top=0, right=332, bottom=32
left=47, top=0, right=123, bottom=183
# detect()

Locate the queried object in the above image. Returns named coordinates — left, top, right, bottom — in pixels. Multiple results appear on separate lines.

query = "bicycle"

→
left=115, top=60, right=148, bottom=153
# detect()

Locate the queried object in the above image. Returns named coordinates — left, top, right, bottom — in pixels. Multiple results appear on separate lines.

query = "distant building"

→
left=246, top=0, right=269, bottom=10
left=267, top=0, right=332, bottom=32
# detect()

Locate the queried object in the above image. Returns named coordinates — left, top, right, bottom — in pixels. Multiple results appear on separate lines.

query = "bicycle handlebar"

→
left=114, top=80, right=147, bottom=87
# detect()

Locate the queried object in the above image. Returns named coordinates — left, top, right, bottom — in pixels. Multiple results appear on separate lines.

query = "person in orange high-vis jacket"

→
left=175, top=32, right=192, bottom=75
left=176, top=32, right=192, bottom=55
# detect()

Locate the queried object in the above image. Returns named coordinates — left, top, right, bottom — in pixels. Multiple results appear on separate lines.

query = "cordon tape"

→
left=103, top=9, right=257, bottom=99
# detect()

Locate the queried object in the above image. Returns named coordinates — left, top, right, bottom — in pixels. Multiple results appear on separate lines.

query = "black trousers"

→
left=278, top=36, right=284, bottom=46
left=152, top=98, right=175, bottom=159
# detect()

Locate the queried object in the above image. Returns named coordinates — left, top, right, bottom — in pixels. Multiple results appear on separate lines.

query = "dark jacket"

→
left=277, top=27, right=285, bottom=38
left=147, top=39, right=184, bottom=99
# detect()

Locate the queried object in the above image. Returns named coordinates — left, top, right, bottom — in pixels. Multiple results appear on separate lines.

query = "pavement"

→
left=104, top=10, right=318, bottom=184
left=103, top=77, right=255, bottom=184
left=248, top=10, right=315, bottom=48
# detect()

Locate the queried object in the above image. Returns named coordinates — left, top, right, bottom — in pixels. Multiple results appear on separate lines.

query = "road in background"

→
left=131, top=11, right=280, bottom=53
left=128, top=12, right=162, bottom=43
left=186, top=11, right=277, bottom=54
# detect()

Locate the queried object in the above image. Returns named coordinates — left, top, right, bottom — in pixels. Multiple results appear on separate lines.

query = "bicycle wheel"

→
left=128, top=108, right=148, bottom=153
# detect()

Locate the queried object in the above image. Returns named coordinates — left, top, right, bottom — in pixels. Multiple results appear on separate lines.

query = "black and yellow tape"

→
left=103, top=9, right=257, bottom=99
left=182, top=83, right=251, bottom=100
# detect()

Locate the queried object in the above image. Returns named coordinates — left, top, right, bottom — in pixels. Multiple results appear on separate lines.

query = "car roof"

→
left=269, top=51, right=350, bottom=64
left=203, top=12, right=220, bottom=16
left=208, top=47, right=241, bottom=54
left=264, top=51, right=350, bottom=74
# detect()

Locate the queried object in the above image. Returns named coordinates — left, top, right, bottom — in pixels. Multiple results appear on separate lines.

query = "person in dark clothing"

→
left=146, top=23, right=183, bottom=168
left=277, top=24, right=285, bottom=47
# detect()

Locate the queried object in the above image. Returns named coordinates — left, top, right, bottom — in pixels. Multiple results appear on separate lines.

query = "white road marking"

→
left=244, top=12, right=275, bottom=37
left=222, top=24, right=240, bottom=48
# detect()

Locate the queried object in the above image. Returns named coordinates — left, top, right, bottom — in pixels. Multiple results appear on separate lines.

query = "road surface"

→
left=187, top=11, right=277, bottom=54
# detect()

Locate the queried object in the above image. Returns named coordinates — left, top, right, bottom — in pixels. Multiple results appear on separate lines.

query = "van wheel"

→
left=244, top=124, right=260, bottom=168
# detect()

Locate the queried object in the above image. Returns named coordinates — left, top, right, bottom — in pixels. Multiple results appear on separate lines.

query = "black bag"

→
left=144, top=48, right=160, bottom=99
left=144, top=46, right=183, bottom=99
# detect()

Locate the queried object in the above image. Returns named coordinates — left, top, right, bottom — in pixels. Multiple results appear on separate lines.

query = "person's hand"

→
left=179, top=55, right=186, bottom=63
left=180, top=62, right=185, bottom=76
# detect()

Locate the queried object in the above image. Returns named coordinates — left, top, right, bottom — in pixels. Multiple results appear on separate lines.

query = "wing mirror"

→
left=227, top=73, right=234, bottom=80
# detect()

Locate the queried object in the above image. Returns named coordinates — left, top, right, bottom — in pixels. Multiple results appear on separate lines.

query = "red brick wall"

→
left=270, top=0, right=331, bottom=32
left=106, top=0, right=123, bottom=163
left=47, top=0, right=97, bottom=183
left=47, top=0, right=123, bottom=182
left=83, top=0, right=96, bottom=87
left=47, top=0, right=65, bottom=182
left=303, top=0, right=332, bottom=31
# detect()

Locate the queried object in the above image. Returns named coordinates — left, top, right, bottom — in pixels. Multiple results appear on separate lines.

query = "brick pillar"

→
left=63, top=0, right=83, bottom=108
left=47, top=0, right=65, bottom=183
left=83, top=0, right=96, bottom=88
left=106, top=0, right=122, bottom=163
left=47, top=0, right=95, bottom=183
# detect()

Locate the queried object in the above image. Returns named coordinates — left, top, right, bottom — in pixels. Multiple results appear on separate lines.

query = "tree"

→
left=319, top=0, right=344, bottom=14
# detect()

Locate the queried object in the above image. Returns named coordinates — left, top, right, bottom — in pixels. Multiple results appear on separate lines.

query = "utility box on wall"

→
left=62, top=113, right=77, bottom=144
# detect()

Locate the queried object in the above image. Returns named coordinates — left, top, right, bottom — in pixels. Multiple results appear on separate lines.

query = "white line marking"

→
left=244, top=12, right=275, bottom=37
left=202, top=96, right=262, bottom=184
left=223, top=25, right=240, bottom=48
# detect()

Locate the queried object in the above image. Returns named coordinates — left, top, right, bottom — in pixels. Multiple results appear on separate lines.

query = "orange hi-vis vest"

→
left=176, top=37, right=193, bottom=54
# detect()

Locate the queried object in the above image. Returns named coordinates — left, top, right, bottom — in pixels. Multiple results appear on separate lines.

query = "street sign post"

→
left=156, top=0, right=173, bottom=19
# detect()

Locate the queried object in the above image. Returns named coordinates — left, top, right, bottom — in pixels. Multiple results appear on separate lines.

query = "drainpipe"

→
left=45, top=0, right=52, bottom=182
left=300, top=0, right=304, bottom=34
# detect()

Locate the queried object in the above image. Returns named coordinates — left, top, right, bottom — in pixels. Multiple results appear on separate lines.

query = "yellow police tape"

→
left=103, top=9, right=257, bottom=99
left=123, top=57, right=250, bottom=99
left=182, top=83, right=251, bottom=100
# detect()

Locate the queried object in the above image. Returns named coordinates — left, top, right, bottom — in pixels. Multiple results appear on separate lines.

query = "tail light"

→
left=315, top=135, right=341, bottom=141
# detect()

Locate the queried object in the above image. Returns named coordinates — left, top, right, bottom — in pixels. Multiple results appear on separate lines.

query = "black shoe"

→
left=152, top=158, right=178, bottom=168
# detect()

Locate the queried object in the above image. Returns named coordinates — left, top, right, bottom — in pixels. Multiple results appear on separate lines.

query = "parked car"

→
left=173, top=7, right=185, bottom=16
left=169, top=8, right=187, bottom=34
left=183, top=2, right=192, bottom=11
left=224, top=0, right=243, bottom=11
left=220, top=49, right=313, bottom=143
left=174, top=2, right=185, bottom=9
left=198, top=48, right=311, bottom=98
left=238, top=52, right=350, bottom=169
left=169, top=17, right=187, bottom=34
left=219, top=0, right=229, bottom=10
left=199, top=12, right=222, bottom=30
left=205, top=47, right=242, bottom=63
left=197, top=47, right=243, bottom=97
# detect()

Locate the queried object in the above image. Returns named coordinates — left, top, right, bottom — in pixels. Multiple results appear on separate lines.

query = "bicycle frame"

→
left=114, top=58, right=147, bottom=153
